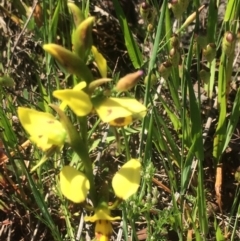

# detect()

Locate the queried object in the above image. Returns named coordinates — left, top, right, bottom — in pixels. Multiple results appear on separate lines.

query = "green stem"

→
left=50, top=104, right=97, bottom=206
left=121, top=127, right=130, bottom=161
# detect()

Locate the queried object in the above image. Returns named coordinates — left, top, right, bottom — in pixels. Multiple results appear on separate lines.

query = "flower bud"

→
left=234, top=166, right=240, bottom=183
left=222, top=31, right=236, bottom=57
left=68, top=2, right=85, bottom=27
left=158, top=61, right=172, bottom=80
left=147, top=23, right=154, bottom=32
left=144, top=73, right=157, bottom=87
left=115, top=70, right=144, bottom=92
left=140, top=2, right=155, bottom=24
left=72, top=16, right=95, bottom=61
left=180, top=5, right=205, bottom=31
left=140, top=2, right=151, bottom=21
left=169, top=48, right=180, bottom=67
left=170, top=33, right=180, bottom=49
left=33, top=3, right=43, bottom=28
left=203, top=43, right=216, bottom=63
left=43, top=44, right=93, bottom=83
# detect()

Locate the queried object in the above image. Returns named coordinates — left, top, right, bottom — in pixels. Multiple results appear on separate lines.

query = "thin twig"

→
left=7, top=0, right=39, bottom=68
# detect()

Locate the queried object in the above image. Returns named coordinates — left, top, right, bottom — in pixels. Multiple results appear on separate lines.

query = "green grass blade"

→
left=223, top=88, right=240, bottom=151
left=20, top=161, right=63, bottom=241
left=112, top=0, right=143, bottom=69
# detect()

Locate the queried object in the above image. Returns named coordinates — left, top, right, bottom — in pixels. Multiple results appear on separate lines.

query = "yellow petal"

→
left=73, top=81, right=87, bottom=90
left=85, top=205, right=121, bottom=222
left=92, top=46, right=107, bottom=78
left=18, top=107, right=66, bottom=151
left=30, top=135, right=51, bottom=151
left=112, top=159, right=141, bottom=200
left=53, top=89, right=93, bottom=116
left=94, top=97, right=146, bottom=126
left=60, top=166, right=90, bottom=203
left=59, top=82, right=87, bottom=110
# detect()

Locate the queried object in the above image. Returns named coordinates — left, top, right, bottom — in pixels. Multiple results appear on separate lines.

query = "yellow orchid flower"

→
left=94, top=97, right=146, bottom=127
left=60, top=166, right=90, bottom=203
left=53, top=83, right=146, bottom=126
left=17, top=107, right=67, bottom=151
left=85, top=203, right=121, bottom=241
left=59, top=159, right=141, bottom=240
left=83, top=159, right=141, bottom=240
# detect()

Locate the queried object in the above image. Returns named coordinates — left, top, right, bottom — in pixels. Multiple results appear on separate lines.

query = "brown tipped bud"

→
left=140, top=2, right=150, bottom=18
left=203, top=43, right=216, bottom=62
left=144, top=73, right=157, bottom=86
left=140, top=2, right=155, bottom=23
left=115, top=70, right=144, bottom=92
left=199, top=69, right=210, bottom=84
left=158, top=61, right=172, bottom=80
left=68, top=3, right=85, bottom=27
left=43, top=44, right=93, bottom=83
left=222, top=31, right=236, bottom=57
left=33, top=3, right=43, bottom=28
left=169, top=48, right=180, bottom=67
left=88, top=78, right=112, bottom=94
left=72, top=16, right=95, bottom=61
left=170, top=33, right=180, bottom=49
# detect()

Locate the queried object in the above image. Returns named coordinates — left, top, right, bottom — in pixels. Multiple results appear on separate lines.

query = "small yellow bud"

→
left=170, top=33, right=180, bottom=49
left=203, top=43, right=216, bottom=63
left=144, top=73, right=157, bottom=87
left=234, top=166, right=240, bottom=183
left=222, top=31, right=236, bottom=57
left=158, top=61, right=172, bottom=80
left=169, top=48, right=180, bottom=67
left=147, top=23, right=154, bottom=32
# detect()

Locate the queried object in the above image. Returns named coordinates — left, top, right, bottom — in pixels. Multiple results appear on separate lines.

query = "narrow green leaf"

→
left=112, top=0, right=143, bottom=68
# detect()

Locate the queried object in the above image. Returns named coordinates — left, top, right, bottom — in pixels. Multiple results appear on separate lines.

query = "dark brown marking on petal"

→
left=106, top=109, right=112, bottom=116
left=47, top=120, right=55, bottom=124
left=114, top=117, right=125, bottom=125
